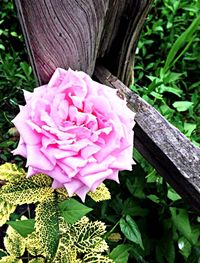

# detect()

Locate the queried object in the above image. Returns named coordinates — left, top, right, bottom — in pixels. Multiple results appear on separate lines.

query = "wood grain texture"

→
left=15, top=0, right=152, bottom=85
left=15, top=0, right=109, bottom=84
left=99, top=0, right=153, bottom=84
left=95, top=65, right=200, bottom=214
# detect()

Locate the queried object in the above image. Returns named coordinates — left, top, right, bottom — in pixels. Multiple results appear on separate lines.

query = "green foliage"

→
left=126, top=2, right=200, bottom=260
left=120, top=215, right=144, bottom=250
left=53, top=217, right=113, bottom=263
left=59, top=198, right=93, bottom=224
left=133, top=0, right=200, bottom=146
left=80, top=253, right=114, bottom=263
left=0, top=1, right=35, bottom=165
left=25, top=232, right=45, bottom=257
left=0, top=256, right=22, bottom=263
left=163, top=14, right=200, bottom=73
left=7, top=219, right=35, bottom=238
left=109, top=244, right=131, bottom=263
left=0, top=163, right=113, bottom=262
left=0, top=214, right=113, bottom=263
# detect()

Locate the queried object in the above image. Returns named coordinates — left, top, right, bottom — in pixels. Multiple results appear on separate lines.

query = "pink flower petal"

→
left=26, top=145, right=54, bottom=171
left=75, top=185, right=90, bottom=202
left=52, top=179, right=64, bottom=188
left=12, top=106, right=41, bottom=145
left=12, top=137, right=27, bottom=157
left=64, top=179, right=83, bottom=197
left=78, top=169, right=113, bottom=189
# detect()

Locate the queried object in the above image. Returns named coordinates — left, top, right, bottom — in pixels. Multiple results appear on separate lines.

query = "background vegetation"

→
left=0, top=0, right=199, bottom=262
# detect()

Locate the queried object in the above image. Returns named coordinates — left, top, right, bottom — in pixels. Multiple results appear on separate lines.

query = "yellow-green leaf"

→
left=0, top=179, right=53, bottom=205
left=0, top=255, right=22, bottom=263
left=28, top=258, right=45, bottom=263
left=52, top=217, right=77, bottom=263
left=4, top=226, right=25, bottom=257
left=0, top=163, right=25, bottom=182
left=31, top=173, right=52, bottom=187
left=26, top=232, right=45, bottom=257
left=82, top=253, right=114, bottom=263
left=71, top=216, right=107, bottom=253
left=88, top=183, right=111, bottom=202
left=0, top=198, right=16, bottom=227
left=35, top=196, right=60, bottom=259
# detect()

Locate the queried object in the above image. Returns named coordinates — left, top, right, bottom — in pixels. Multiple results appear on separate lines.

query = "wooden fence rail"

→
left=95, top=65, right=200, bottom=213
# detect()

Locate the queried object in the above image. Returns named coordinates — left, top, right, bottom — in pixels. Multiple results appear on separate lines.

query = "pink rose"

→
left=12, top=68, right=135, bottom=201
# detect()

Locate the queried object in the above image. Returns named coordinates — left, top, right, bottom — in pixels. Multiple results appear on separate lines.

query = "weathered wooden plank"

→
left=15, top=0, right=109, bottom=84
left=99, top=0, right=153, bottom=84
left=15, top=0, right=152, bottom=85
left=94, top=65, right=200, bottom=214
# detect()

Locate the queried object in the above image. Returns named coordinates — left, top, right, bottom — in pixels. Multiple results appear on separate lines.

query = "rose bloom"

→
left=12, top=68, right=135, bottom=201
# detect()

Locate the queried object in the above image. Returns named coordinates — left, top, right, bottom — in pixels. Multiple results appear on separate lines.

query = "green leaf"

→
left=170, top=208, right=192, bottom=244
left=163, top=15, right=200, bottom=73
left=7, top=219, right=35, bottom=238
left=0, top=44, right=5, bottom=50
left=159, top=85, right=182, bottom=97
left=10, top=31, right=18, bottom=37
left=167, top=188, right=181, bottom=201
left=109, top=244, right=131, bottom=263
left=162, top=71, right=183, bottom=83
left=35, top=196, right=60, bottom=259
left=20, top=62, right=32, bottom=77
left=163, top=238, right=175, bottom=263
left=178, top=237, right=191, bottom=258
left=26, top=232, right=45, bottom=257
left=58, top=198, right=92, bottom=224
left=184, top=123, right=197, bottom=137
left=0, top=250, right=7, bottom=259
left=122, top=198, right=148, bottom=217
left=147, top=194, right=160, bottom=204
left=0, top=141, right=15, bottom=149
left=120, top=215, right=144, bottom=249
left=172, top=101, right=193, bottom=112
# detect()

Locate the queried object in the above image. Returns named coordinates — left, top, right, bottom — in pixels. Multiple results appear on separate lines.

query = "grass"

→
left=0, top=0, right=200, bottom=262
